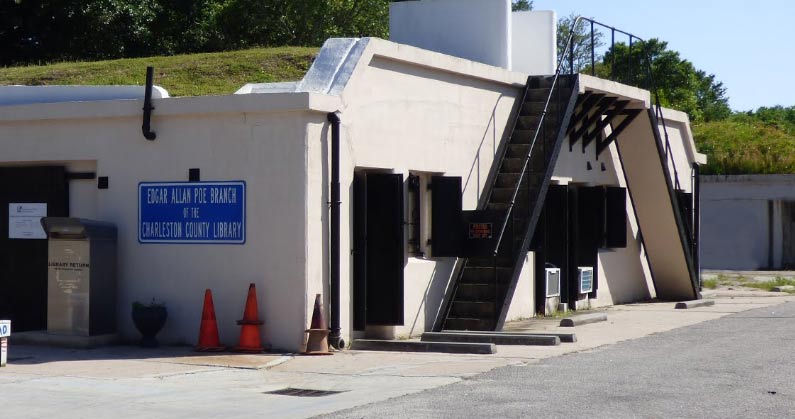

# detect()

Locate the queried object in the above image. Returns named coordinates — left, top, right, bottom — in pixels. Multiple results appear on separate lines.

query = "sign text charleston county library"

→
left=139, top=181, right=245, bottom=244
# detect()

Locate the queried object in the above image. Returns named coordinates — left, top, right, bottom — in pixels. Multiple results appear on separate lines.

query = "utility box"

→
left=41, top=218, right=117, bottom=336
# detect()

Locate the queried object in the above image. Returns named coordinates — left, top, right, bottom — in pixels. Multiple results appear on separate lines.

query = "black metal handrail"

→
left=492, top=16, right=683, bottom=258
left=439, top=17, right=688, bottom=331
left=581, top=18, right=682, bottom=190
left=491, top=22, right=576, bottom=257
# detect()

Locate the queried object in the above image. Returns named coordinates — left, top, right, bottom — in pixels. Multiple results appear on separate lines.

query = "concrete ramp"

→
left=617, top=109, right=698, bottom=301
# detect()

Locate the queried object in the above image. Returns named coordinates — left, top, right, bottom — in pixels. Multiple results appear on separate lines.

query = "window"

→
left=406, top=172, right=448, bottom=257
left=407, top=174, right=422, bottom=256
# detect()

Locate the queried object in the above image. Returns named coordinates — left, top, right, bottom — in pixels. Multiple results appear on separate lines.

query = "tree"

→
left=0, top=0, right=391, bottom=65
left=512, top=0, right=532, bottom=12
left=0, top=0, right=161, bottom=65
left=557, top=13, right=603, bottom=74
left=216, top=0, right=388, bottom=48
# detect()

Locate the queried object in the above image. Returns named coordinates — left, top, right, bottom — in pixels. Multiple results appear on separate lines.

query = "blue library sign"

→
left=138, top=181, right=246, bottom=244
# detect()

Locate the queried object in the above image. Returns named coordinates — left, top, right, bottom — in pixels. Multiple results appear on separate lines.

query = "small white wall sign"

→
left=8, top=203, right=47, bottom=239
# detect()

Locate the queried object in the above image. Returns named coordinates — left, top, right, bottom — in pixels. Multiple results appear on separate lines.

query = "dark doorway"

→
left=782, top=201, right=795, bottom=269
left=569, top=186, right=602, bottom=302
left=535, top=185, right=603, bottom=311
left=534, top=184, right=569, bottom=313
left=352, top=172, right=405, bottom=329
left=0, top=166, right=69, bottom=331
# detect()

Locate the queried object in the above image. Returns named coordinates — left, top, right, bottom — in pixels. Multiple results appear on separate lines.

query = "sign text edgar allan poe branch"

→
left=138, top=181, right=245, bottom=244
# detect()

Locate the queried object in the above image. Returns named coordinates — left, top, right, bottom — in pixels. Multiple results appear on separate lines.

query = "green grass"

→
left=693, top=120, right=795, bottom=175
left=702, top=274, right=795, bottom=294
left=0, top=47, right=319, bottom=97
left=5, top=48, right=795, bottom=176
left=738, top=277, right=795, bottom=293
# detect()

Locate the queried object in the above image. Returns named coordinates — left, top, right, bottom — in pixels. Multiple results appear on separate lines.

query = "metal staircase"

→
left=440, top=74, right=579, bottom=331
left=436, top=17, right=702, bottom=332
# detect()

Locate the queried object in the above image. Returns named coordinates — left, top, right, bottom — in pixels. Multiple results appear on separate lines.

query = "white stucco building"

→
left=0, top=2, right=704, bottom=352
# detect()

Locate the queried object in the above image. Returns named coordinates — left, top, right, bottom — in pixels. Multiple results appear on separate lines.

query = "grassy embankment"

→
left=0, top=47, right=318, bottom=97
left=693, top=118, right=795, bottom=175
left=3, top=48, right=795, bottom=175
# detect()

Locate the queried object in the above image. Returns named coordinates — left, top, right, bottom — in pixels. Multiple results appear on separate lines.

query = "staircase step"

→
left=444, top=317, right=495, bottom=331
left=456, top=283, right=495, bottom=300
left=486, top=202, right=530, bottom=213
left=520, top=105, right=560, bottom=120
left=524, top=88, right=551, bottom=103
left=495, top=172, right=543, bottom=189
left=533, top=75, right=575, bottom=89
left=466, top=256, right=513, bottom=268
left=460, top=266, right=512, bottom=284
left=442, top=330, right=577, bottom=343
left=522, top=101, right=561, bottom=116
left=495, top=173, right=522, bottom=188
left=522, top=101, right=556, bottom=118
left=490, top=186, right=529, bottom=204
left=350, top=339, right=496, bottom=354
left=511, top=128, right=540, bottom=144
left=517, top=115, right=541, bottom=130
left=518, top=114, right=556, bottom=131
left=422, top=332, right=559, bottom=346
left=506, top=144, right=530, bottom=158
left=499, top=158, right=526, bottom=173
left=450, top=301, right=496, bottom=318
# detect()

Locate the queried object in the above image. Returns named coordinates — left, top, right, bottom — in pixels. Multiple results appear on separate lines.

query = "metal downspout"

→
left=327, top=112, right=344, bottom=349
left=142, top=66, right=157, bottom=141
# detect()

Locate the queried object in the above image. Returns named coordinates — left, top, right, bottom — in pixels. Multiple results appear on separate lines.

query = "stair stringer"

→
left=494, top=77, right=582, bottom=330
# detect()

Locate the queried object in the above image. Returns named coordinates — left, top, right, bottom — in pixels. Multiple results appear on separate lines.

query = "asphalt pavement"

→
left=2, top=292, right=793, bottom=419
left=319, top=302, right=795, bottom=419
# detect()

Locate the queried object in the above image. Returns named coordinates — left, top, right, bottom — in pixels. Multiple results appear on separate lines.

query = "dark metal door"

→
left=352, top=173, right=367, bottom=330
left=430, top=176, right=463, bottom=257
left=352, top=172, right=405, bottom=328
left=605, top=187, right=628, bottom=248
left=0, top=166, right=69, bottom=331
left=533, top=185, right=569, bottom=312
left=782, top=201, right=795, bottom=269
left=568, top=186, right=602, bottom=303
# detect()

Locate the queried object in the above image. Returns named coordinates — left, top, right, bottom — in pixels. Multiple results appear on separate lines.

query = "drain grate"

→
left=264, top=388, right=347, bottom=397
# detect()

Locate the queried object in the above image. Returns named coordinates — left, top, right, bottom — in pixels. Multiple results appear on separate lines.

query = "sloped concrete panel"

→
left=617, top=111, right=698, bottom=301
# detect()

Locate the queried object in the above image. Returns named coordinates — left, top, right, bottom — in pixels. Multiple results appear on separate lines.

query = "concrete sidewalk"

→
left=2, top=290, right=793, bottom=419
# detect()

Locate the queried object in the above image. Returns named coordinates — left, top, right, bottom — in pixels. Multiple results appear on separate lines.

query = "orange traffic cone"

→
left=303, top=294, right=331, bottom=355
left=195, top=289, right=226, bottom=352
left=233, top=283, right=265, bottom=353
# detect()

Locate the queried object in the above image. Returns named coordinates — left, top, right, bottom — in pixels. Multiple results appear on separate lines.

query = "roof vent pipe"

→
left=142, top=66, right=157, bottom=141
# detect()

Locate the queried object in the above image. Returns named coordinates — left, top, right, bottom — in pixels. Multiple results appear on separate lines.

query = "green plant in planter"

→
left=131, top=298, right=168, bottom=348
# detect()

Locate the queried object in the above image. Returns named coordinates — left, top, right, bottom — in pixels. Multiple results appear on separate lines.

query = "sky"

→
left=531, top=0, right=794, bottom=111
